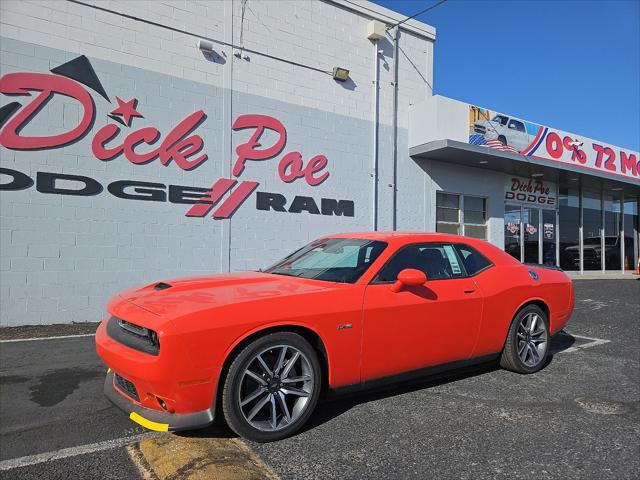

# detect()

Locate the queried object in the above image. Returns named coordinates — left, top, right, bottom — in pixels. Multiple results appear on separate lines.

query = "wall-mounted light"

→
left=611, top=187, right=623, bottom=191
left=478, top=160, right=489, bottom=164
left=333, top=67, right=350, bottom=82
left=197, top=39, right=215, bottom=52
left=531, top=173, right=544, bottom=178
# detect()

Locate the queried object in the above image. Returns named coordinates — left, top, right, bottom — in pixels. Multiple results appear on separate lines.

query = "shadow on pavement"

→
left=181, top=332, right=577, bottom=440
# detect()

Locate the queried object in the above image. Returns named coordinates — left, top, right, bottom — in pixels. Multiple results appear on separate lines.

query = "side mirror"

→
left=391, top=268, right=427, bottom=292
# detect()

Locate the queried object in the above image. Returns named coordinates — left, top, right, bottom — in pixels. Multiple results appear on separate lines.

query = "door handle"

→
left=464, top=289, right=476, bottom=294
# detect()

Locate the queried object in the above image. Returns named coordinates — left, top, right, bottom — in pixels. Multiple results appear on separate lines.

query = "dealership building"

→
left=0, top=0, right=638, bottom=326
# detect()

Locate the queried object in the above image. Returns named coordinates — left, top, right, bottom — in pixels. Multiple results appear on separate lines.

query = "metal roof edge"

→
left=322, top=0, right=437, bottom=40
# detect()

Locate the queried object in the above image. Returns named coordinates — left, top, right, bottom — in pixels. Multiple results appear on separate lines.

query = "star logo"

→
left=109, top=97, right=143, bottom=126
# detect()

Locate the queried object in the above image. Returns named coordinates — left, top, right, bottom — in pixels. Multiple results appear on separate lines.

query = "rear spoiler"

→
left=524, top=263, right=564, bottom=272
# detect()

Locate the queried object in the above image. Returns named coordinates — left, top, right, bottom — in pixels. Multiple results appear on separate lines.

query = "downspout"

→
left=372, top=39, right=380, bottom=231
left=391, top=26, right=399, bottom=230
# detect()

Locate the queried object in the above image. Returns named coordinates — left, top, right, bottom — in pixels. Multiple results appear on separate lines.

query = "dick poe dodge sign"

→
left=504, top=175, right=557, bottom=207
left=0, top=56, right=355, bottom=219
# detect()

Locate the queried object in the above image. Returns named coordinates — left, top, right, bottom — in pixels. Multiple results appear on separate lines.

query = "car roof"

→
left=325, top=231, right=477, bottom=243
left=322, top=231, right=519, bottom=266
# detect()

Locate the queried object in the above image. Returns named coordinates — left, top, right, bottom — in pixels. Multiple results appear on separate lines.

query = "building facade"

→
left=0, top=0, right=638, bottom=326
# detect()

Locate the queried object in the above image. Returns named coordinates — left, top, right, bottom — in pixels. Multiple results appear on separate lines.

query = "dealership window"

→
left=623, top=198, right=639, bottom=272
left=559, top=183, right=580, bottom=271
left=436, top=192, right=487, bottom=239
left=582, top=187, right=602, bottom=271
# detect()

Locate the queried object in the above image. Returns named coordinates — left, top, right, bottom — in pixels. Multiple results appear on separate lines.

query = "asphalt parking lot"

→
left=1, top=279, right=638, bottom=480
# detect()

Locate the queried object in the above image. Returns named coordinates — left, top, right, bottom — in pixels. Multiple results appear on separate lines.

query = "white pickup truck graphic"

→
left=473, top=114, right=535, bottom=153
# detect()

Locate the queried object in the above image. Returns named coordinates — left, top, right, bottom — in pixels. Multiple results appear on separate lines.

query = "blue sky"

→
left=372, top=0, right=640, bottom=151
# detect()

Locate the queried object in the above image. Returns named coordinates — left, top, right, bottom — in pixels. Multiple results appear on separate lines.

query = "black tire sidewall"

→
left=222, top=332, right=322, bottom=442
left=508, top=305, right=550, bottom=374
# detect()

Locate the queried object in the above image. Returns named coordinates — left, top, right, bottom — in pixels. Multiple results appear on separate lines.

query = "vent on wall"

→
left=153, top=282, right=172, bottom=291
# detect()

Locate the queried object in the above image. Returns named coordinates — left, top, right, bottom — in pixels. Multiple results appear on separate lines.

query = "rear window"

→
left=454, top=244, right=493, bottom=276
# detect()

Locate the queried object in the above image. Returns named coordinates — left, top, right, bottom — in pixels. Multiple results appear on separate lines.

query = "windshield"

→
left=492, top=115, right=509, bottom=126
left=264, top=238, right=387, bottom=284
left=584, top=236, right=618, bottom=246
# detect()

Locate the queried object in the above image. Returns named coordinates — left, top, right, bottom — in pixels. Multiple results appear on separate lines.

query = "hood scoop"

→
left=153, top=282, right=173, bottom=291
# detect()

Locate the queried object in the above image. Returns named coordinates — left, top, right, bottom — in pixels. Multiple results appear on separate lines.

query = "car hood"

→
left=116, top=271, right=336, bottom=318
left=567, top=245, right=600, bottom=251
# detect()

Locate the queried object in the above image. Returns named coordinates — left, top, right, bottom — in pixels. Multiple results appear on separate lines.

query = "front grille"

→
left=106, top=316, right=160, bottom=356
left=114, top=374, right=139, bottom=402
left=474, top=125, right=486, bottom=134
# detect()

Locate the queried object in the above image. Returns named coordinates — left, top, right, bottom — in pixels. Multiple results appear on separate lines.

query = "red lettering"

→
left=124, top=127, right=161, bottom=164
left=278, top=152, right=305, bottom=183
left=305, top=155, right=329, bottom=186
left=158, top=110, right=207, bottom=170
left=620, top=151, right=638, bottom=176
left=278, top=152, right=330, bottom=186
left=91, top=111, right=207, bottom=170
left=91, top=124, right=123, bottom=160
left=546, top=132, right=563, bottom=159
left=232, top=114, right=286, bottom=177
left=593, top=144, right=605, bottom=168
left=603, top=147, right=616, bottom=172
left=0, top=72, right=94, bottom=150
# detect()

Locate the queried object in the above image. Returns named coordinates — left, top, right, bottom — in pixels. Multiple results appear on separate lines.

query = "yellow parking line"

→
left=127, top=433, right=279, bottom=480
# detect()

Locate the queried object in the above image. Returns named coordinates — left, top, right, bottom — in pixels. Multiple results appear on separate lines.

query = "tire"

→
left=500, top=305, right=550, bottom=374
left=498, top=135, right=507, bottom=145
left=222, top=332, right=321, bottom=442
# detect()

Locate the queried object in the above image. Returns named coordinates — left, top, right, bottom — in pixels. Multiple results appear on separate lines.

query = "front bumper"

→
left=104, top=370, right=215, bottom=432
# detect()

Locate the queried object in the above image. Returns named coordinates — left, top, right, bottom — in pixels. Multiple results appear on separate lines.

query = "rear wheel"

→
left=222, top=332, right=321, bottom=442
left=500, top=305, right=549, bottom=373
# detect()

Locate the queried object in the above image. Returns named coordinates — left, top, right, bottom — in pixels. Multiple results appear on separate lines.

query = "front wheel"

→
left=222, top=332, right=321, bottom=442
left=500, top=305, right=550, bottom=373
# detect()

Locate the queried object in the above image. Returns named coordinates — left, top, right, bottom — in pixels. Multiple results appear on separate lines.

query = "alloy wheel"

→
left=516, top=312, right=548, bottom=367
left=238, top=345, right=314, bottom=432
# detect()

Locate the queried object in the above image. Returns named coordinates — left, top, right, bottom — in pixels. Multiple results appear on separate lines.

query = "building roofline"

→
left=410, top=139, right=640, bottom=189
left=322, top=0, right=437, bottom=40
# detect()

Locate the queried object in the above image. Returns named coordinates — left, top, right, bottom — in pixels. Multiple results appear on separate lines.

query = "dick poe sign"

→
left=504, top=176, right=557, bottom=207
left=0, top=56, right=355, bottom=219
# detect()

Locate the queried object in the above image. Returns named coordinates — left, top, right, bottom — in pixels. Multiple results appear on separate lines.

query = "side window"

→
left=508, top=120, right=525, bottom=132
left=374, top=243, right=465, bottom=283
left=454, top=244, right=493, bottom=276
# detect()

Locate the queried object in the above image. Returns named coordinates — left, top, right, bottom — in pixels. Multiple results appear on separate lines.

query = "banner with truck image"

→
left=468, top=105, right=639, bottom=182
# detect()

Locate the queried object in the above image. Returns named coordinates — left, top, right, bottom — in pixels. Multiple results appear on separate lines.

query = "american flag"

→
left=485, top=139, right=520, bottom=154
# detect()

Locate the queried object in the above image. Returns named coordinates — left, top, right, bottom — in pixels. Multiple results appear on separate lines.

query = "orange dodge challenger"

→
left=96, top=232, right=574, bottom=442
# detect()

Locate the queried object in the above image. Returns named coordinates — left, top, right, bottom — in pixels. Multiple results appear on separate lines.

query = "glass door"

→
left=504, top=205, right=522, bottom=262
left=505, top=205, right=558, bottom=266
left=523, top=207, right=540, bottom=264
left=542, top=209, right=557, bottom=266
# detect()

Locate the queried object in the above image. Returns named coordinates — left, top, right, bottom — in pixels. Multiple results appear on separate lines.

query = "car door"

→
left=361, top=242, right=484, bottom=381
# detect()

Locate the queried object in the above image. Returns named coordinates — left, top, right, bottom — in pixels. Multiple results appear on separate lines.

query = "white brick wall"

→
left=0, top=0, right=436, bottom=326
